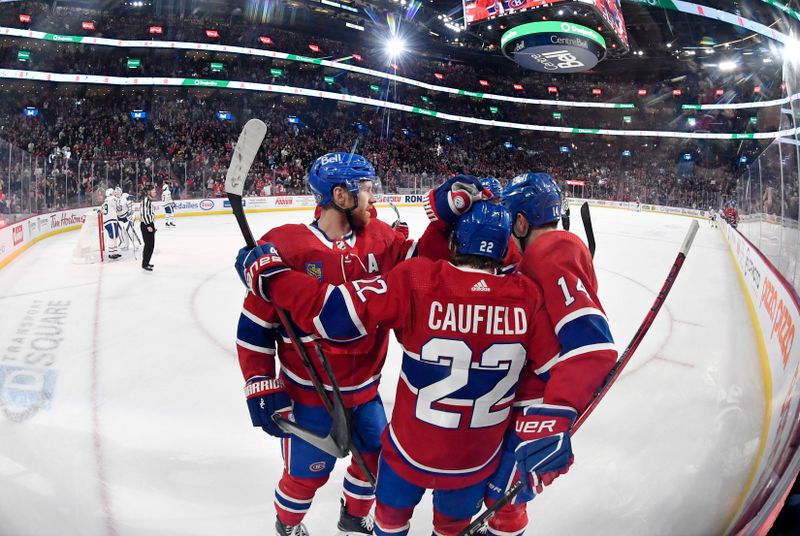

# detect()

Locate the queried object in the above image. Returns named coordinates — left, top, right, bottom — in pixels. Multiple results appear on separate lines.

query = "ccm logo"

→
left=309, top=462, right=326, bottom=472
left=515, top=419, right=557, bottom=435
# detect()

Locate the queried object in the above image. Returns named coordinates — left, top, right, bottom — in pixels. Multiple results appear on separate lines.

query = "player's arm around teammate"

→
left=481, top=173, right=619, bottom=536
left=239, top=202, right=564, bottom=536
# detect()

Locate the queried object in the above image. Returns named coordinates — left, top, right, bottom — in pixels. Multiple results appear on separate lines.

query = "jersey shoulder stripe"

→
left=557, top=314, right=614, bottom=355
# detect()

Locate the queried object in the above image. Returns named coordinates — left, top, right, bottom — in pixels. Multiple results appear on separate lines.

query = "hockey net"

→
left=71, top=209, right=105, bottom=264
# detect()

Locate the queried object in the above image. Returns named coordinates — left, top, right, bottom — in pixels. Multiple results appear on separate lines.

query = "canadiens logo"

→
left=305, top=262, right=323, bottom=281
left=309, top=461, right=326, bottom=472
left=508, top=0, right=526, bottom=8
left=334, top=240, right=347, bottom=251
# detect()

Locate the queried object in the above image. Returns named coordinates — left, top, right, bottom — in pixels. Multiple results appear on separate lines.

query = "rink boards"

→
left=1, top=195, right=798, bottom=534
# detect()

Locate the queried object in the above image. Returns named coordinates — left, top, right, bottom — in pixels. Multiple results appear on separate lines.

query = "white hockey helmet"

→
left=105, top=188, right=114, bottom=197
left=114, top=186, right=122, bottom=197
left=162, top=183, right=169, bottom=190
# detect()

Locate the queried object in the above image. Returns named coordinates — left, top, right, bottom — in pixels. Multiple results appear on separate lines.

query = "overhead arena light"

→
left=385, top=36, right=406, bottom=58
left=718, top=60, right=737, bottom=71
left=784, top=38, right=800, bottom=63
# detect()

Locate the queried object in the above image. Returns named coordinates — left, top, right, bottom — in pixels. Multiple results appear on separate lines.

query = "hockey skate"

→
left=275, top=518, right=309, bottom=536
left=336, top=499, right=374, bottom=535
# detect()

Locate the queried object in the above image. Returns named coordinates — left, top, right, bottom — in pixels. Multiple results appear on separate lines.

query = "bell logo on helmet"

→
left=319, top=153, right=343, bottom=165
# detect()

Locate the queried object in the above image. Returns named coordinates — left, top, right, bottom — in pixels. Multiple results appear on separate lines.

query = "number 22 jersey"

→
left=269, top=258, right=562, bottom=490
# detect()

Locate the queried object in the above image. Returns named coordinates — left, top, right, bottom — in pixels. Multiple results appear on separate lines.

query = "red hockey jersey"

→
left=518, top=230, right=617, bottom=413
left=269, top=259, right=562, bottom=490
left=236, top=218, right=450, bottom=407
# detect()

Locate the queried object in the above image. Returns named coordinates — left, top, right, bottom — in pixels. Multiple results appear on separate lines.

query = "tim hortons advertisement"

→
left=0, top=208, right=87, bottom=266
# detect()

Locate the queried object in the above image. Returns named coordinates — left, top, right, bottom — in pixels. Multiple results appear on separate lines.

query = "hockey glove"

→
left=244, top=375, right=293, bottom=438
left=423, top=175, right=493, bottom=227
left=512, top=404, right=576, bottom=495
left=234, top=242, right=290, bottom=300
left=392, top=220, right=410, bottom=240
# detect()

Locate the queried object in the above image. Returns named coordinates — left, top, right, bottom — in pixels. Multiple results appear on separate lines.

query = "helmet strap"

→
left=331, top=188, right=359, bottom=225
left=512, top=216, right=532, bottom=252
left=326, top=190, right=359, bottom=233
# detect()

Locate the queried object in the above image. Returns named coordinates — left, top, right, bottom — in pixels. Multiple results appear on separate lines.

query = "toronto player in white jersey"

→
left=118, top=192, right=141, bottom=249
left=162, top=183, right=176, bottom=226
left=708, top=206, right=717, bottom=228
left=101, top=188, right=122, bottom=259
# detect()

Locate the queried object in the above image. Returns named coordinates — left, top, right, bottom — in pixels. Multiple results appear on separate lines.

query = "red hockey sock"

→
left=274, top=470, right=329, bottom=526
left=486, top=500, right=527, bottom=535
left=343, top=451, right=379, bottom=517
left=432, top=510, right=471, bottom=535
left=375, top=501, right=414, bottom=534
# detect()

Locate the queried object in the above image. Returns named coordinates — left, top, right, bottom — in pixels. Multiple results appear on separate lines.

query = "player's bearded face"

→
left=350, top=180, right=377, bottom=228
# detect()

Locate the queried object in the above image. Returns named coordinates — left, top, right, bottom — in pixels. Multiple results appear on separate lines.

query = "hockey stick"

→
left=388, top=200, right=401, bottom=221
left=225, top=119, right=356, bottom=458
left=580, top=202, right=595, bottom=258
left=131, top=223, right=138, bottom=261
left=459, top=219, right=700, bottom=536
left=226, top=120, right=376, bottom=485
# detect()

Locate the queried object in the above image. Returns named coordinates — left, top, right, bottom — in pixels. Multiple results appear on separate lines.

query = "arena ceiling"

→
left=44, top=0, right=795, bottom=81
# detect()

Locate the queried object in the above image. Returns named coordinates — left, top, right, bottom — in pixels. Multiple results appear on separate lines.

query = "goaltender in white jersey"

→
left=118, top=192, right=141, bottom=249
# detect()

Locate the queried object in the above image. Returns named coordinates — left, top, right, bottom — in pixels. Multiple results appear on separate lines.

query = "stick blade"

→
left=273, top=414, right=349, bottom=458
left=225, top=119, right=267, bottom=196
left=681, top=220, right=700, bottom=256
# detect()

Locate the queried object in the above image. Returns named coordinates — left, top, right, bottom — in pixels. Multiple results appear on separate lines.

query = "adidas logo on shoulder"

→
left=471, top=279, right=491, bottom=292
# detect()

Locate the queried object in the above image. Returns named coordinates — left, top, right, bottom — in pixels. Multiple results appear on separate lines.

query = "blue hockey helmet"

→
left=453, top=201, right=511, bottom=260
left=307, top=152, right=375, bottom=206
left=479, top=177, right=503, bottom=200
left=502, top=172, right=562, bottom=228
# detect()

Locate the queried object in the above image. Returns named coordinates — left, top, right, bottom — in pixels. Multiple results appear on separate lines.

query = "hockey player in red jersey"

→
left=239, top=201, right=568, bottom=535
left=481, top=172, right=618, bottom=536
left=480, top=177, right=521, bottom=266
left=233, top=155, right=490, bottom=536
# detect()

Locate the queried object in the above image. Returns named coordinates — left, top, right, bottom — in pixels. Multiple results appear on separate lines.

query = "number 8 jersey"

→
left=269, top=257, right=563, bottom=490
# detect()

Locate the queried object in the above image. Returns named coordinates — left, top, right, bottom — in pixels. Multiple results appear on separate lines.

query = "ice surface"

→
left=0, top=205, right=763, bottom=535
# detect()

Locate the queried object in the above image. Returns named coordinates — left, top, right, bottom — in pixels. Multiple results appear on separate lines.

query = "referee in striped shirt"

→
left=140, top=183, right=156, bottom=271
